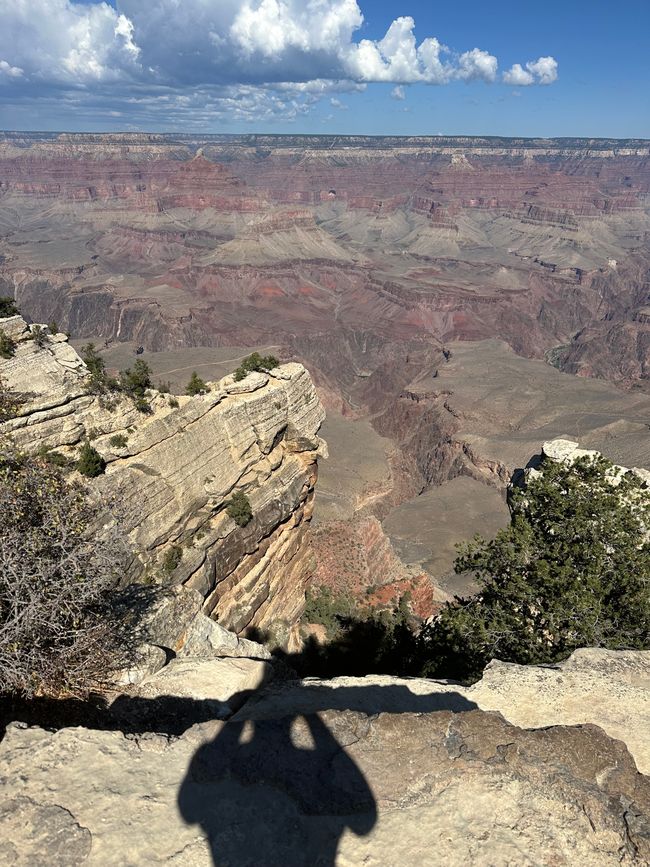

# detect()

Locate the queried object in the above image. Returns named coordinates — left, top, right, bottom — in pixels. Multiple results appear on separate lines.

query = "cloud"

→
left=0, top=1, right=558, bottom=126
left=503, top=56, right=558, bottom=86
left=0, top=60, right=24, bottom=79
left=455, top=48, right=498, bottom=83
left=502, top=63, right=534, bottom=86
left=391, top=85, right=405, bottom=100
left=526, top=56, right=558, bottom=85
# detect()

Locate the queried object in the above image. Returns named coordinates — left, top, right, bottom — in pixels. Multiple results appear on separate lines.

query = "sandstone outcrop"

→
left=2, top=648, right=650, bottom=865
left=0, top=317, right=326, bottom=637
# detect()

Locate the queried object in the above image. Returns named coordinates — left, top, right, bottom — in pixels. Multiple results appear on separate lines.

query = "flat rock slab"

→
left=238, top=648, right=650, bottom=776
left=134, top=657, right=273, bottom=719
left=1, top=707, right=649, bottom=866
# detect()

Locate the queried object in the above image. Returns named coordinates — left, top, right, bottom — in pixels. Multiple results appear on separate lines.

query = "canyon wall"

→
left=0, top=315, right=326, bottom=637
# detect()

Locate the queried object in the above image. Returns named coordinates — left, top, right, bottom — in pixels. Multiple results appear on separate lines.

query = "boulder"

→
left=179, top=614, right=271, bottom=660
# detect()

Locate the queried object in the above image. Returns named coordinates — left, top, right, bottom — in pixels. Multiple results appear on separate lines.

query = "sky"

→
left=0, top=0, right=648, bottom=137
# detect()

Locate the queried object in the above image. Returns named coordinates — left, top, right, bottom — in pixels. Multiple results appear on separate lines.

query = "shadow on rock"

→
left=177, top=684, right=477, bottom=866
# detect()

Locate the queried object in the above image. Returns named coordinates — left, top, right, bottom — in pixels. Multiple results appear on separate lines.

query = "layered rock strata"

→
left=0, top=316, right=326, bottom=635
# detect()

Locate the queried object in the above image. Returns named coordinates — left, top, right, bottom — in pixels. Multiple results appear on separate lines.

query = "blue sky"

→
left=0, top=0, right=648, bottom=137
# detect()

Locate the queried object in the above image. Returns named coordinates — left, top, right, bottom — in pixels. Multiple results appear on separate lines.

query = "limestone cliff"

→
left=0, top=316, right=326, bottom=637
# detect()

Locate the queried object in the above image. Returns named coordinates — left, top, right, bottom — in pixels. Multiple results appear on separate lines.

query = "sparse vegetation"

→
left=0, top=332, right=17, bottom=359
left=226, top=490, right=253, bottom=527
left=120, top=359, right=152, bottom=398
left=0, top=297, right=19, bottom=318
left=134, top=396, right=153, bottom=414
left=37, top=445, right=72, bottom=469
left=48, top=320, right=59, bottom=336
left=80, top=342, right=118, bottom=394
left=420, top=455, right=650, bottom=682
left=0, top=442, right=131, bottom=697
left=168, top=396, right=179, bottom=409
left=30, top=325, right=48, bottom=348
left=185, top=371, right=209, bottom=395
left=162, top=545, right=183, bottom=574
left=0, top=376, right=24, bottom=422
left=109, top=433, right=128, bottom=449
left=233, top=352, right=279, bottom=382
left=303, top=586, right=357, bottom=638
left=76, top=441, right=106, bottom=478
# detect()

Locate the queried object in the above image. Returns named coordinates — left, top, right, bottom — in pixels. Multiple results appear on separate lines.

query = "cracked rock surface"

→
left=2, top=692, right=650, bottom=865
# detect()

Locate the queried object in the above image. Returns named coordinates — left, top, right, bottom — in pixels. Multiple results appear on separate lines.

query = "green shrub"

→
left=120, top=359, right=152, bottom=398
left=37, top=445, right=71, bottom=469
left=226, top=490, right=253, bottom=527
left=31, top=325, right=48, bottom=348
left=420, top=455, right=650, bottom=682
left=303, top=586, right=356, bottom=638
left=76, top=441, right=106, bottom=478
left=168, top=396, right=179, bottom=409
left=157, top=380, right=171, bottom=394
left=162, top=545, right=183, bottom=574
left=134, top=397, right=153, bottom=414
left=233, top=352, right=279, bottom=382
left=48, top=320, right=59, bottom=335
left=109, top=433, right=128, bottom=449
left=0, top=376, right=23, bottom=422
left=0, top=297, right=19, bottom=318
left=185, top=371, right=209, bottom=396
left=0, top=332, right=17, bottom=359
left=80, top=343, right=115, bottom=394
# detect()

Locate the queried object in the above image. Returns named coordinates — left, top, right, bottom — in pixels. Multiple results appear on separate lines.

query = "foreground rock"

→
left=2, top=648, right=650, bottom=865
left=242, top=648, right=650, bottom=776
left=0, top=317, right=326, bottom=636
left=2, top=702, right=649, bottom=866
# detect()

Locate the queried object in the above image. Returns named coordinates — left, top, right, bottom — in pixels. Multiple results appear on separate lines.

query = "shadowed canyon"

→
left=2, top=131, right=649, bottom=609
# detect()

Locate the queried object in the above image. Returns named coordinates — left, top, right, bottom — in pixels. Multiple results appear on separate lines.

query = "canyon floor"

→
left=2, top=132, right=649, bottom=609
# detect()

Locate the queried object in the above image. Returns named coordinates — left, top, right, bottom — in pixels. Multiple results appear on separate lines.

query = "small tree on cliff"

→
left=420, top=455, right=650, bottom=682
left=77, top=441, right=106, bottom=478
left=185, top=371, right=209, bottom=396
left=0, top=297, right=19, bottom=318
left=233, top=352, right=279, bottom=382
left=0, top=442, right=131, bottom=696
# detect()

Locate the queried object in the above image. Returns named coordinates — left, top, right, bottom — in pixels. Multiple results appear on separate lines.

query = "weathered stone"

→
left=134, top=657, right=273, bottom=719
left=115, top=644, right=168, bottom=687
left=0, top=796, right=92, bottom=866
left=1, top=699, right=649, bottom=866
left=237, top=648, right=650, bottom=775
left=139, top=586, right=203, bottom=652
left=223, top=371, right=268, bottom=394
left=179, top=614, right=271, bottom=660
left=0, top=323, right=327, bottom=635
left=542, top=437, right=650, bottom=485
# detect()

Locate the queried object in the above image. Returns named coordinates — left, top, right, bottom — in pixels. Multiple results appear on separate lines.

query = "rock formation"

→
left=0, top=316, right=326, bottom=637
left=2, top=647, right=650, bottom=865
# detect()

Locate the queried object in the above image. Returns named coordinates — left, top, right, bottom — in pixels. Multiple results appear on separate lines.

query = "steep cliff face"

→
left=0, top=316, right=326, bottom=636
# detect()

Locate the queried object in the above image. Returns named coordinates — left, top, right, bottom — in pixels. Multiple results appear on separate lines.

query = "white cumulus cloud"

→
left=0, top=1, right=558, bottom=126
left=391, top=85, right=405, bottom=100
left=503, top=56, right=558, bottom=86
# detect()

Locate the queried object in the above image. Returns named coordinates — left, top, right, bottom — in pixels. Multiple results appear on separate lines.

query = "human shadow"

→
left=177, top=682, right=477, bottom=866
